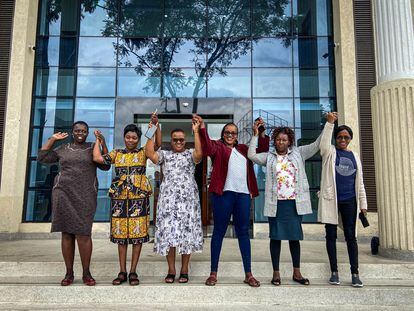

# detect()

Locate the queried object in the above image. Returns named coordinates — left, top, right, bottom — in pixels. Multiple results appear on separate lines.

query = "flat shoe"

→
left=292, top=276, right=310, bottom=285
left=271, top=278, right=281, bottom=286
left=128, top=272, right=140, bottom=286
left=205, top=275, right=217, bottom=286
left=61, top=275, right=74, bottom=286
left=165, top=273, right=175, bottom=283
left=243, top=275, right=260, bottom=287
left=112, top=272, right=128, bottom=285
left=178, top=273, right=189, bottom=283
left=82, top=275, right=96, bottom=286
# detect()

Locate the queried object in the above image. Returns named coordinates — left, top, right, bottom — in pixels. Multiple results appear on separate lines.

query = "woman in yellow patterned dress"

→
left=93, top=119, right=161, bottom=285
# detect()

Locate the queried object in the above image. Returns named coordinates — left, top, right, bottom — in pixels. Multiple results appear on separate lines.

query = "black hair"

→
left=334, top=125, right=353, bottom=140
left=72, top=121, right=89, bottom=131
left=220, top=122, right=238, bottom=145
left=123, top=124, right=142, bottom=138
left=271, top=126, right=295, bottom=147
left=170, top=128, right=185, bottom=137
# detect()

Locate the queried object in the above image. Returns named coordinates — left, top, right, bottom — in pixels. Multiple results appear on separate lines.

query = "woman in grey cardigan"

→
left=318, top=112, right=367, bottom=287
left=248, top=117, right=330, bottom=286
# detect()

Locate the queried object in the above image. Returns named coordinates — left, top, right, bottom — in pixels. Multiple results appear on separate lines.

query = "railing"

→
left=237, top=109, right=289, bottom=144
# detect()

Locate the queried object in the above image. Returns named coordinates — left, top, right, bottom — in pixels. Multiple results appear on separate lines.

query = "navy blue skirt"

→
left=268, top=200, right=303, bottom=240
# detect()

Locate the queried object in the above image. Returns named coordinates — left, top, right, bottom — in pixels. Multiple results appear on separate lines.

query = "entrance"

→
left=115, top=97, right=252, bottom=228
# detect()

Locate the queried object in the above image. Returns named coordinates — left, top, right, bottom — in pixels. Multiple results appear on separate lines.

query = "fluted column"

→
left=371, top=0, right=414, bottom=259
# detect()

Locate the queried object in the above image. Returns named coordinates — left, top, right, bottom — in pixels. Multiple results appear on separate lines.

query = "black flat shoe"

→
left=128, top=272, right=140, bottom=286
left=165, top=273, right=175, bottom=283
left=112, top=272, right=127, bottom=285
left=292, top=276, right=310, bottom=285
left=271, top=278, right=281, bottom=286
left=178, top=273, right=189, bottom=283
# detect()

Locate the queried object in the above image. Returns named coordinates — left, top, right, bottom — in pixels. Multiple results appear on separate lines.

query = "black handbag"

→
left=359, top=211, right=369, bottom=228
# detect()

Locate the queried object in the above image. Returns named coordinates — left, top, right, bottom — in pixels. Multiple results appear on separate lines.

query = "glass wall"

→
left=25, top=0, right=335, bottom=222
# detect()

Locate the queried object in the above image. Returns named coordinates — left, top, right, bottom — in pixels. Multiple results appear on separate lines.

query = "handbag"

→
left=359, top=211, right=370, bottom=228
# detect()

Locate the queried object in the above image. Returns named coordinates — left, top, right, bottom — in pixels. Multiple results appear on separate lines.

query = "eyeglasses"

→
left=336, top=135, right=351, bottom=141
left=223, top=131, right=238, bottom=137
left=172, top=138, right=185, bottom=143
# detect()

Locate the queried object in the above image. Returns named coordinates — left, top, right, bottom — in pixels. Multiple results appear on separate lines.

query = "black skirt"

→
left=268, top=200, right=303, bottom=240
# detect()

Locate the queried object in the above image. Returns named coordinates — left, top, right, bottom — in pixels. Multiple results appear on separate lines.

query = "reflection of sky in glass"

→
left=168, top=39, right=205, bottom=67
left=75, top=98, right=115, bottom=127
left=253, top=38, right=292, bottom=67
left=294, top=97, right=332, bottom=129
left=293, top=0, right=330, bottom=36
left=33, top=98, right=73, bottom=127
left=36, top=37, right=60, bottom=67
left=253, top=68, right=293, bottom=97
left=164, top=69, right=206, bottom=98
left=118, top=68, right=160, bottom=97
left=31, top=127, right=71, bottom=157
left=78, top=37, right=117, bottom=67
left=80, top=0, right=115, bottom=36
left=293, top=37, right=331, bottom=68
left=35, top=68, right=75, bottom=97
left=38, top=0, right=61, bottom=35
left=253, top=99, right=293, bottom=127
left=208, top=69, right=251, bottom=97
left=77, top=68, right=116, bottom=97
left=294, top=68, right=334, bottom=98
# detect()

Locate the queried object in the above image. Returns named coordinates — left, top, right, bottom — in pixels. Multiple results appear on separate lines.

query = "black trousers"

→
left=325, top=198, right=359, bottom=274
left=270, top=239, right=301, bottom=271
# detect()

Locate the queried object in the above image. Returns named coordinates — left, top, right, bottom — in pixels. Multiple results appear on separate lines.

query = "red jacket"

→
left=199, top=128, right=269, bottom=198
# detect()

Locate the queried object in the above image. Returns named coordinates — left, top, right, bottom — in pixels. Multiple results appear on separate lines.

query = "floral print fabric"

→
left=154, top=149, right=203, bottom=256
left=276, top=154, right=297, bottom=200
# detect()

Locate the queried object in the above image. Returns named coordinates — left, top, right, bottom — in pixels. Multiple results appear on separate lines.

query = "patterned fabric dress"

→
left=154, top=149, right=203, bottom=256
left=103, top=148, right=152, bottom=244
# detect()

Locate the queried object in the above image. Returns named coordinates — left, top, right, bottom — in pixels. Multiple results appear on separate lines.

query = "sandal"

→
left=178, top=273, right=189, bottom=283
left=244, top=275, right=261, bottom=287
left=112, top=272, right=128, bottom=285
left=292, top=276, right=310, bottom=285
left=128, top=272, right=140, bottom=286
left=60, top=274, right=74, bottom=286
left=82, top=274, right=96, bottom=286
left=271, top=278, right=281, bottom=286
left=205, top=274, right=217, bottom=286
left=164, top=273, right=175, bottom=284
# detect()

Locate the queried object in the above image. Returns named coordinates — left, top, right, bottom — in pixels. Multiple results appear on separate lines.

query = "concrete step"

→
left=0, top=278, right=413, bottom=307
left=1, top=261, right=414, bottom=280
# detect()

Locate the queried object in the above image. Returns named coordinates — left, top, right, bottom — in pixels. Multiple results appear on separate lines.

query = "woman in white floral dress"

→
left=146, top=118, right=203, bottom=283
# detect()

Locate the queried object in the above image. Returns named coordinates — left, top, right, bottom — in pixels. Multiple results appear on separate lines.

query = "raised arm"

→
left=192, top=117, right=202, bottom=163
left=193, top=114, right=219, bottom=157
left=319, top=112, right=337, bottom=157
left=93, top=136, right=106, bottom=164
left=37, top=132, right=68, bottom=163
left=145, top=123, right=159, bottom=164
left=151, top=113, right=162, bottom=150
left=247, top=120, right=268, bottom=166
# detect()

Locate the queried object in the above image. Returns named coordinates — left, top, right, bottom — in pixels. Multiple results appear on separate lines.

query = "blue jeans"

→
left=211, top=191, right=252, bottom=273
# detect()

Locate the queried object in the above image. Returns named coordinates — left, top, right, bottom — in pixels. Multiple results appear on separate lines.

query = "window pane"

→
left=30, top=127, right=71, bottom=157
left=207, top=39, right=251, bottom=67
left=294, top=68, right=335, bottom=98
left=95, top=190, right=110, bottom=221
left=253, top=68, right=293, bottom=97
left=208, top=69, right=250, bottom=97
left=77, top=68, right=116, bottom=97
left=252, top=38, right=293, bottom=67
left=119, top=0, right=163, bottom=37
left=295, top=97, right=334, bottom=129
left=38, top=0, right=61, bottom=35
left=35, top=68, right=75, bottom=97
left=80, top=0, right=118, bottom=36
left=117, top=38, right=162, bottom=68
left=33, top=98, right=73, bottom=127
left=36, top=37, right=77, bottom=68
left=78, top=37, right=117, bottom=67
left=208, top=0, right=250, bottom=37
left=118, top=68, right=160, bottom=97
left=164, top=69, right=207, bottom=98
left=252, top=0, right=292, bottom=37
left=166, top=39, right=206, bottom=68
left=86, top=128, right=114, bottom=151
left=25, top=190, right=53, bottom=221
left=253, top=99, right=293, bottom=127
left=294, top=37, right=334, bottom=68
left=28, top=160, right=60, bottom=188
left=164, top=0, right=206, bottom=37
left=293, top=0, right=332, bottom=36
left=306, top=160, right=322, bottom=189
left=75, top=98, right=115, bottom=127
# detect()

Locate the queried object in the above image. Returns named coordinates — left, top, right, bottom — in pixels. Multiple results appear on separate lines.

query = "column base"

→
left=379, top=247, right=414, bottom=261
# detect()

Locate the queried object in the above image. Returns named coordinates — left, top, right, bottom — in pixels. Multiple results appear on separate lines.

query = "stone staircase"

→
left=0, top=239, right=413, bottom=310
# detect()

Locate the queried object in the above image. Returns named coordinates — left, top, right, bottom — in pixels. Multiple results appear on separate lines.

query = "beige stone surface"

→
left=371, top=79, right=414, bottom=255
left=332, top=0, right=361, bottom=154
left=0, top=0, right=39, bottom=233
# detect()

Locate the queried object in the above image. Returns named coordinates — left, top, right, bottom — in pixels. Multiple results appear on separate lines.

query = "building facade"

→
left=0, top=0, right=413, bottom=259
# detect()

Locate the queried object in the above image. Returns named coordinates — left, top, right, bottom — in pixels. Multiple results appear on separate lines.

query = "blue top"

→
left=335, top=149, right=357, bottom=202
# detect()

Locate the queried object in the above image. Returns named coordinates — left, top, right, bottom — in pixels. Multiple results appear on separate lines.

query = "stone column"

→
left=371, top=0, right=414, bottom=259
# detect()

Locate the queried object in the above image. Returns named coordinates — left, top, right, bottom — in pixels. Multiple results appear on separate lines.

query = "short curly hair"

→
left=271, top=127, right=295, bottom=147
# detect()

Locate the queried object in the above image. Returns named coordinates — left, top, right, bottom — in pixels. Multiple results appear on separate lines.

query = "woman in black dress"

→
left=37, top=121, right=109, bottom=286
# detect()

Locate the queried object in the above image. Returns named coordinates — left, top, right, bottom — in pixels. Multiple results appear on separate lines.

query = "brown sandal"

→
left=128, top=272, right=140, bottom=286
left=244, top=275, right=261, bottom=287
left=205, top=275, right=217, bottom=286
left=112, top=272, right=127, bottom=285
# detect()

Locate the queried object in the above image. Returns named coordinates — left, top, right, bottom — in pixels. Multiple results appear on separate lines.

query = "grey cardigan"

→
left=248, top=126, right=327, bottom=217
